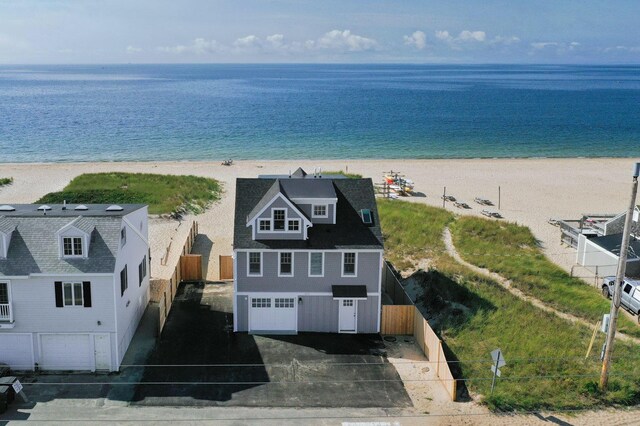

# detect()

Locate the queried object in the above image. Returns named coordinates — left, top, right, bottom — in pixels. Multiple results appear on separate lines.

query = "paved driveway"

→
left=132, top=281, right=412, bottom=408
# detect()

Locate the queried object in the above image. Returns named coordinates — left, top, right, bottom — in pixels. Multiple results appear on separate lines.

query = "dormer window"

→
left=259, top=220, right=271, bottom=231
left=312, top=205, right=328, bottom=218
left=273, top=209, right=286, bottom=230
left=63, top=237, right=83, bottom=256
left=288, top=220, right=300, bottom=231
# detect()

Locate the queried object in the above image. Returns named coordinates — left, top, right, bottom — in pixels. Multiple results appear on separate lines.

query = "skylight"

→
left=360, top=209, right=372, bottom=224
left=75, top=205, right=88, bottom=211
left=37, top=205, right=52, bottom=211
left=0, top=205, right=15, bottom=211
left=106, top=205, right=124, bottom=211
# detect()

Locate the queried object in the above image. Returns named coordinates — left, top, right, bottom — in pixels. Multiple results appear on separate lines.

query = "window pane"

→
left=0, top=283, right=8, bottom=304
left=344, top=253, right=355, bottom=274
left=249, top=252, right=261, bottom=274
left=74, top=283, right=83, bottom=306
left=280, top=253, right=292, bottom=274
left=274, top=210, right=285, bottom=230
left=64, top=283, right=73, bottom=306
left=624, top=284, right=632, bottom=294
left=63, top=238, right=73, bottom=255
left=73, top=238, right=83, bottom=255
left=259, top=220, right=271, bottom=231
left=310, top=253, right=323, bottom=275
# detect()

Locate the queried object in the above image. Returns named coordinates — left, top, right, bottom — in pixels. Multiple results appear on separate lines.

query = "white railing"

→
left=0, top=303, right=11, bottom=322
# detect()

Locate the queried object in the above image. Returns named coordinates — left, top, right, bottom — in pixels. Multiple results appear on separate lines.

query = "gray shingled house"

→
left=0, top=204, right=150, bottom=372
left=233, top=168, right=384, bottom=334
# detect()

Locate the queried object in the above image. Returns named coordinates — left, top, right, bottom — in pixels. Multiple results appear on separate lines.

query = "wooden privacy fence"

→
left=150, top=220, right=199, bottom=334
left=219, top=255, right=233, bottom=280
left=413, top=306, right=457, bottom=401
left=381, top=305, right=415, bottom=335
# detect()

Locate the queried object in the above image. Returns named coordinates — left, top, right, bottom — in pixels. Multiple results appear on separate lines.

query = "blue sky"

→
left=1, top=0, right=639, bottom=64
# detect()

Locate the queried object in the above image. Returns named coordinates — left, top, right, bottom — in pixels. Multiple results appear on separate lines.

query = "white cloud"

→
left=457, top=30, right=486, bottom=42
left=435, top=30, right=452, bottom=42
left=403, top=31, right=427, bottom=50
left=315, top=30, right=378, bottom=52
left=603, top=45, right=640, bottom=53
left=531, top=42, right=558, bottom=50
left=157, top=38, right=223, bottom=55
left=126, top=46, right=142, bottom=54
left=234, top=35, right=261, bottom=49
left=490, top=35, right=520, bottom=45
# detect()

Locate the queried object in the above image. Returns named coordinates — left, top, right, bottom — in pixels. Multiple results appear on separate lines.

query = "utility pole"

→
left=600, top=162, right=640, bottom=390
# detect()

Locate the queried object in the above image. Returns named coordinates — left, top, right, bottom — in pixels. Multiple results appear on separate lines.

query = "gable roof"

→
left=280, top=178, right=337, bottom=200
left=292, top=167, right=307, bottom=178
left=234, top=177, right=383, bottom=250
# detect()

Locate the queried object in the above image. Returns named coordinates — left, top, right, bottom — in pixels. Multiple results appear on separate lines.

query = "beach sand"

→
left=0, top=158, right=634, bottom=281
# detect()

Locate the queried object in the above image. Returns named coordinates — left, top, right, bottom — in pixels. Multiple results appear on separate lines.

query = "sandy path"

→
left=443, top=227, right=640, bottom=344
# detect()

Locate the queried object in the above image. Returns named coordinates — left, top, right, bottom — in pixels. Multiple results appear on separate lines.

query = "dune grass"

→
left=450, top=217, right=640, bottom=338
left=0, top=177, right=13, bottom=186
left=377, top=199, right=640, bottom=410
left=322, top=170, right=363, bottom=179
left=377, top=199, right=454, bottom=270
left=36, top=172, right=221, bottom=215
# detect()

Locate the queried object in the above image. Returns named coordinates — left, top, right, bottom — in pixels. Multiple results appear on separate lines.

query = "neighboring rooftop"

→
left=0, top=204, right=145, bottom=217
left=588, top=233, right=640, bottom=259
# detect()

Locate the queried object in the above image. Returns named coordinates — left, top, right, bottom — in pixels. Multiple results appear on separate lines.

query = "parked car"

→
left=601, top=276, right=640, bottom=323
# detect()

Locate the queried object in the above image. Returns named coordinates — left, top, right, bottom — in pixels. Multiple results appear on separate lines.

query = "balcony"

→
left=0, top=303, right=12, bottom=323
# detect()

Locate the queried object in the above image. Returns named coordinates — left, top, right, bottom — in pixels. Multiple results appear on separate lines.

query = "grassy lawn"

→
left=450, top=217, right=640, bottom=338
left=0, top=177, right=13, bottom=186
left=36, top=172, right=221, bottom=215
left=378, top=199, right=640, bottom=411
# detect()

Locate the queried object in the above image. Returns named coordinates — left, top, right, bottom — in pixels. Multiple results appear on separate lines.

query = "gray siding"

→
left=236, top=251, right=382, bottom=294
left=357, top=296, right=380, bottom=333
left=235, top=295, right=249, bottom=332
left=298, top=295, right=339, bottom=332
left=254, top=197, right=305, bottom=240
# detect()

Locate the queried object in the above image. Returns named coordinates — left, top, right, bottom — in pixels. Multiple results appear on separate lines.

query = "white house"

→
left=0, top=203, right=150, bottom=372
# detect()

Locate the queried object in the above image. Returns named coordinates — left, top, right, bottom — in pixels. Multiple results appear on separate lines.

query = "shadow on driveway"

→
left=131, top=281, right=412, bottom=408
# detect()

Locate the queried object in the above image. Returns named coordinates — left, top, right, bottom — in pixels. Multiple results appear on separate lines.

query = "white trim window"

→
left=309, top=252, right=324, bottom=277
left=63, top=236, right=83, bottom=257
left=342, top=252, right=357, bottom=276
left=63, top=282, right=84, bottom=306
left=287, top=220, right=300, bottom=231
left=259, top=219, right=271, bottom=231
left=273, top=209, right=286, bottom=230
left=248, top=252, right=262, bottom=276
left=279, top=252, right=293, bottom=276
left=312, top=204, right=328, bottom=218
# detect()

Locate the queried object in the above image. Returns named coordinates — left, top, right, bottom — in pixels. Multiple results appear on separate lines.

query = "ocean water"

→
left=0, top=64, right=639, bottom=162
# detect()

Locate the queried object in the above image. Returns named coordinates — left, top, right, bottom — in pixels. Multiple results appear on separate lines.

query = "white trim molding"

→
left=246, top=251, right=263, bottom=277
left=341, top=252, right=358, bottom=277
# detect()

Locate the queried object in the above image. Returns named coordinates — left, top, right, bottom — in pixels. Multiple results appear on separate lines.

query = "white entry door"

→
left=94, top=334, right=112, bottom=371
left=339, top=299, right=357, bottom=333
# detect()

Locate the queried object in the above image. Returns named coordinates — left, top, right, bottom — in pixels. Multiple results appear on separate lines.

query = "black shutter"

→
left=54, top=281, right=63, bottom=307
left=83, top=281, right=92, bottom=307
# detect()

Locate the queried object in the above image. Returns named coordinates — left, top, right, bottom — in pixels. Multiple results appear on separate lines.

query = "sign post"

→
left=490, top=348, right=506, bottom=395
left=12, top=380, right=29, bottom=402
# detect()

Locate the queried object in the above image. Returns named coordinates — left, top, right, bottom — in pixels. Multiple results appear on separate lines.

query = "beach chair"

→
left=481, top=209, right=492, bottom=217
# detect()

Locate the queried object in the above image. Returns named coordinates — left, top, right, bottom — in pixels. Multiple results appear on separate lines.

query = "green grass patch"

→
left=322, top=170, right=363, bottom=179
left=450, top=217, right=640, bottom=338
left=0, top=177, right=13, bottom=187
left=377, top=199, right=454, bottom=270
left=377, top=200, right=640, bottom=411
left=36, top=172, right=221, bottom=215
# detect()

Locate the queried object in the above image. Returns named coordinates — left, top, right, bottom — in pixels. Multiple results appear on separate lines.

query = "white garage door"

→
left=249, top=297, right=297, bottom=333
left=40, top=334, right=93, bottom=371
left=0, top=334, right=33, bottom=370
